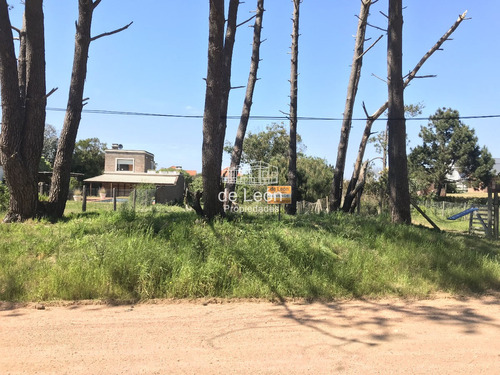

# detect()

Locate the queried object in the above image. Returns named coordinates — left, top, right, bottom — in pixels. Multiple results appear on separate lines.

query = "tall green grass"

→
left=0, top=206, right=499, bottom=302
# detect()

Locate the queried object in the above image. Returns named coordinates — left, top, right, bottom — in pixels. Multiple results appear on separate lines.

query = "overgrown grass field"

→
left=1, top=205, right=499, bottom=302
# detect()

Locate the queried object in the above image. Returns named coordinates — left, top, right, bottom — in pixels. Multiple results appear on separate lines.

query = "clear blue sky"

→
left=5, top=0, right=500, bottom=175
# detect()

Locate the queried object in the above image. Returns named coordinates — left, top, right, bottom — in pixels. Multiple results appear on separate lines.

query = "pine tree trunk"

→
left=0, top=0, right=46, bottom=222
left=202, top=0, right=226, bottom=219
left=387, top=0, right=411, bottom=224
left=48, top=0, right=93, bottom=218
left=343, top=10, right=468, bottom=214
left=286, top=0, right=300, bottom=215
left=330, top=0, right=372, bottom=212
left=225, top=0, right=265, bottom=204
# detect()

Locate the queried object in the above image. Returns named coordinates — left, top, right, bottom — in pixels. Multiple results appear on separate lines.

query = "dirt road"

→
left=1, top=296, right=499, bottom=374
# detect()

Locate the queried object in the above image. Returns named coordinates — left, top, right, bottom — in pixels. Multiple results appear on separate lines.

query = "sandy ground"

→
left=1, top=296, right=500, bottom=375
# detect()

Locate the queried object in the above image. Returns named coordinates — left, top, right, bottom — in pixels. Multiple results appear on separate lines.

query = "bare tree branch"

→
left=236, top=14, right=256, bottom=28
left=45, top=87, right=58, bottom=99
left=92, top=0, right=102, bottom=10
left=356, top=14, right=387, bottom=32
left=403, top=11, right=468, bottom=87
left=356, top=34, right=383, bottom=61
left=362, top=101, right=372, bottom=120
left=413, top=74, right=437, bottom=79
left=90, top=21, right=133, bottom=42
left=371, top=73, right=387, bottom=83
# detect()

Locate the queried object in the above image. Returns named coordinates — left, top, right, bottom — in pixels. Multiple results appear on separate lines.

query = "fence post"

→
left=82, top=185, right=87, bottom=212
left=494, top=188, right=499, bottom=240
left=487, top=186, right=493, bottom=238
left=133, top=189, right=137, bottom=211
left=113, top=188, right=117, bottom=211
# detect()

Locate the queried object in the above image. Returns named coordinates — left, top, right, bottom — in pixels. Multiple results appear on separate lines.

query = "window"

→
left=116, top=158, right=134, bottom=172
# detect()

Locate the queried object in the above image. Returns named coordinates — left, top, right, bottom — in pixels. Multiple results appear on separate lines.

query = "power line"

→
left=46, top=107, right=500, bottom=122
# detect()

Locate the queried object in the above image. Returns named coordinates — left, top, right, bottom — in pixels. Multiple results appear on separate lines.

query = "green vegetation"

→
left=224, top=123, right=333, bottom=202
left=1, top=205, right=499, bottom=302
left=0, top=182, right=9, bottom=212
left=409, top=108, right=494, bottom=195
left=71, top=138, right=107, bottom=180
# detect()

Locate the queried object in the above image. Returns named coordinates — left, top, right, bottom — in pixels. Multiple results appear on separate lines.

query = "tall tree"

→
left=0, top=0, right=46, bottom=222
left=42, top=124, right=59, bottom=166
left=286, top=0, right=301, bottom=215
left=342, top=11, right=468, bottom=212
left=225, top=0, right=265, bottom=206
left=71, top=137, right=106, bottom=180
left=201, top=0, right=227, bottom=219
left=387, top=0, right=411, bottom=223
left=297, top=156, right=334, bottom=202
left=227, top=123, right=303, bottom=166
left=47, top=0, right=131, bottom=218
left=330, top=0, right=377, bottom=211
left=408, top=108, right=494, bottom=195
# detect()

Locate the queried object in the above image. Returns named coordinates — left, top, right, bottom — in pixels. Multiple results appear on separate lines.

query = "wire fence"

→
left=294, top=196, right=479, bottom=223
left=296, top=197, right=330, bottom=214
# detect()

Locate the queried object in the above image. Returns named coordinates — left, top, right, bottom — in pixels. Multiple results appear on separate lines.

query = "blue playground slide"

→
left=447, top=207, right=478, bottom=220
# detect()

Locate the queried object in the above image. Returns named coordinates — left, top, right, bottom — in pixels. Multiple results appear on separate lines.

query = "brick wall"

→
left=104, top=150, right=155, bottom=173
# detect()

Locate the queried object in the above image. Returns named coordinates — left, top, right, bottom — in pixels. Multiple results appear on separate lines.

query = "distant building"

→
left=84, top=144, right=185, bottom=203
left=168, top=165, right=197, bottom=177
left=446, top=158, right=500, bottom=193
left=446, top=166, right=468, bottom=193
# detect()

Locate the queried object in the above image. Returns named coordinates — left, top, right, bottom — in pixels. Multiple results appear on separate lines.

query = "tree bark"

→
left=0, top=0, right=46, bottom=222
left=387, top=0, right=411, bottom=224
left=342, top=10, right=468, bottom=213
left=225, top=0, right=265, bottom=205
left=47, top=0, right=93, bottom=218
left=202, top=0, right=226, bottom=220
left=47, top=0, right=132, bottom=218
left=217, top=0, right=239, bottom=179
left=286, top=0, right=300, bottom=215
left=330, top=0, right=373, bottom=212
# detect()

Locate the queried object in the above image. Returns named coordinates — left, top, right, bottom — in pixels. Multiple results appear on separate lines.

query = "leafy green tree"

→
left=38, top=156, right=52, bottom=172
left=42, top=124, right=58, bottom=166
left=409, top=108, right=494, bottom=195
left=71, top=138, right=107, bottom=180
left=225, top=123, right=331, bottom=202
left=468, top=146, right=495, bottom=189
left=297, top=156, right=333, bottom=202
left=226, top=123, right=303, bottom=165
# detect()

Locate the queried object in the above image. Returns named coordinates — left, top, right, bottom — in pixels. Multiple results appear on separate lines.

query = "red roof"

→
left=169, top=166, right=197, bottom=177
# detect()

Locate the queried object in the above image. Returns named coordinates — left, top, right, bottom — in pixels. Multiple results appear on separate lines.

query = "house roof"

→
left=168, top=166, right=197, bottom=176
left=105, top=149, right=155, bottom=158
left=84, top=173, right=179, bottom=185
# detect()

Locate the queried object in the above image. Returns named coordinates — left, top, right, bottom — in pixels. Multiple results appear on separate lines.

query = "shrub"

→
left=0, top=181, right=9, bottom=212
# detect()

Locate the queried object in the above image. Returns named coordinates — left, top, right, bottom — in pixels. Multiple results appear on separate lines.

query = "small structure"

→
left=445, top=166, right=468, bottom=193
left=222, top=161, right=279, bottom=186
left=460, top=183, right=500, bottom=239
left=84, top=145, right=185, bottom=203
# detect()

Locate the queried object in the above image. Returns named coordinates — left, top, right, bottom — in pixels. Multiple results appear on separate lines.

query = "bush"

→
left=0, top=181, right=9, bottom=212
